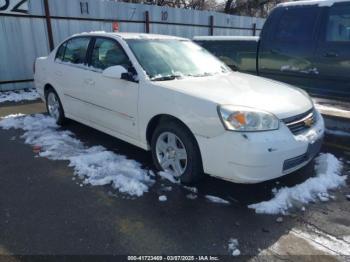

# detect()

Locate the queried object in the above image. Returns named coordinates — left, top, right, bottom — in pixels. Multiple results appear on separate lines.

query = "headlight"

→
left=217, top=105, right=279, bottom=131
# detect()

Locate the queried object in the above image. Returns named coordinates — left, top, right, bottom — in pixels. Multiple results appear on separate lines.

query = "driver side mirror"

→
left=102, top=65, right=128, bottom=79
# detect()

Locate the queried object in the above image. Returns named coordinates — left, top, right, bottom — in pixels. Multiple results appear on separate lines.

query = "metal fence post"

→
left=209, top=15, right=214, bottom=36
left=43, top=0, right=54, bottom=51
left=145, top=11, right=150, bottom=33
left=252, top=23, right=256, bottom=36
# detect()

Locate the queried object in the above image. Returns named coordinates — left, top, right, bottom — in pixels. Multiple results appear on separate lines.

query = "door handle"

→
left=323, top=52, right=338, bottom=58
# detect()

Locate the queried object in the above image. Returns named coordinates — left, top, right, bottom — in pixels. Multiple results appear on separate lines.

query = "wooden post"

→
left=145, top=11, right=150, bottom=33
left=252, top=23, right=257, bottom=36
left=209, top=15, right=214, bottom=36
left=43, top=0, right=54, bottom=51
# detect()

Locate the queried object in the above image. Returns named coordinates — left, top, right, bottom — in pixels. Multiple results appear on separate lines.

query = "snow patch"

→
left=294, top=128, right=320, bottom=143
left=183, top=185, right=198, bottom=194
left=205, top=195, right=230, bottom=205
left=248, top=153, right=346, bottom=215
left=0, top=114, right=154, bottom=197
left=0, top=89, right=40, bottom=103
left=186, top=193, right=197, bottom=200
left=158, top=195, right=167, bottom=202
left=228, top=238, right=240, bottom=256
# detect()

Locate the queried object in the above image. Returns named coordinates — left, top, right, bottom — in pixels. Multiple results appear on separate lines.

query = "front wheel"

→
left=46, top=89, right=65, bottom=125
left=151, top=120, right=203, bottom=184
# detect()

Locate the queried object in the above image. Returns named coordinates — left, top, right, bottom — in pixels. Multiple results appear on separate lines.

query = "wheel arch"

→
left=146, top=114, right=203, bottom=162
left=43, top=83, right=66, bottom=118
left=44, top=83, right=55, bottom=98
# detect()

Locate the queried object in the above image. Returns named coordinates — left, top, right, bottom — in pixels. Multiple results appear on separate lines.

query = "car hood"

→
left=155, top=72, right=313, bottom=119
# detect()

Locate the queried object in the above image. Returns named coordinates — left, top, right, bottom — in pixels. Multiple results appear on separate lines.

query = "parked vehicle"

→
left=194, top=0, right=350, bottom=99
left=34, top=32, right=324, bottom=184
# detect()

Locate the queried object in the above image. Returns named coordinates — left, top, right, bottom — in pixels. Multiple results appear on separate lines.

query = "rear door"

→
left=53, top=36, right=92, bottom=120
left=313, top=2, right=350, bottom=98
left=258, top=6, right=321, bottom=89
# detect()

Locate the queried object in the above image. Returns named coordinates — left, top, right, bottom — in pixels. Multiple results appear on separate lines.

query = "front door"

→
left=83, top=37, right=139, bottom=139
left=313, top=2, right=350, bottom=98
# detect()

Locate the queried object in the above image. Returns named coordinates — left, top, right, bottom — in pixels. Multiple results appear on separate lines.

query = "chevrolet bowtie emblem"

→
left=304, top=118, right=313, bottom=127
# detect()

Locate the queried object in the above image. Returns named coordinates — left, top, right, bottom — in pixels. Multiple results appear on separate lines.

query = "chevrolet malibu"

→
left=34, top=32, right=325, bottom=184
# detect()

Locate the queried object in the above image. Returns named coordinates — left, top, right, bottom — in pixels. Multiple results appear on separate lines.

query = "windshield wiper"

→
left=150, top=75, right=182, bottom=81
left=187, top=72, right=214, bottom=77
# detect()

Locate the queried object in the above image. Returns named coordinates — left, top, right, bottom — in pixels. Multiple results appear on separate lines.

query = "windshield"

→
left=126, top=39, right=230, bottom=81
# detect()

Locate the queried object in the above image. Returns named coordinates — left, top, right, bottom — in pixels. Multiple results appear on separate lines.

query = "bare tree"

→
left=121, top=0, right=218, bottom=10
left=223, top=0, right=286, bottom=17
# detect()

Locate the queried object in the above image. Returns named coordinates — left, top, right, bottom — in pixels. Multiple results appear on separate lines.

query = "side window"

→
left=199, top=41, right=238, bottom=69
left=91, top=38, right=130, bottom=70
left=274, top=7, right=319, bottom=42
left=55, top=43, right=66, bottom=61
left=62, top=37, right=90, bottom=64
left=326, top=4, right=350, bottom=42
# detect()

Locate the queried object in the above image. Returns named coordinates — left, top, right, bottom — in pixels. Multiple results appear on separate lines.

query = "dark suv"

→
left=194, top=0, right=350, bottom=99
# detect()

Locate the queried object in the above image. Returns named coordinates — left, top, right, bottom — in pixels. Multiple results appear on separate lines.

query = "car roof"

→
left=72, top=31, right=188, bottom=40
left=193, top=35, right=259, bottom=41
left=277, top=0, right=349, bottom=7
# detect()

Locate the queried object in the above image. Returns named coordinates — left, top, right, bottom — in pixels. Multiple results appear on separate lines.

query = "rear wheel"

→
left=151, top=120, right=203, bottom=184
left=46, top=89, right=65, bottom=125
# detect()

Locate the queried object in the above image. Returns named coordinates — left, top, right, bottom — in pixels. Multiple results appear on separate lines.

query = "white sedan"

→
left=34, top=32, right=324, bottom=184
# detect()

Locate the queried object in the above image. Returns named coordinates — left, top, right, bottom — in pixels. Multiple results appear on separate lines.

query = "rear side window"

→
left=195, top=40, right=257, bottom=70
left=55, top=43, right=66, bottom=61
left=326, top=5, right=350, bottom=42
left=90, top=38, right=130, bottom=70
left=62, top=37, right=90, bottom=64
left=274, top=7, right=319, bottom=42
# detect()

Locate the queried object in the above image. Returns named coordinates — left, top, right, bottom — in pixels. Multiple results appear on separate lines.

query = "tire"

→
left=151, top=120, right=203, bottom=184
left=45, top=88, right=65, bottom=125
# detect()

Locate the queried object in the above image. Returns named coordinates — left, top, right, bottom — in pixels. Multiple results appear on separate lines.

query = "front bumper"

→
left=196, top=110, right=325, bottom=184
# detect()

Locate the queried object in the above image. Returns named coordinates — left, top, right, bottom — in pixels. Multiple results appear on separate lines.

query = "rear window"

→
left=326, top=4, right=350, bottom=42
left=55, top=43, right=66, bottom=61
left=274, top=7, right=319, bottom=42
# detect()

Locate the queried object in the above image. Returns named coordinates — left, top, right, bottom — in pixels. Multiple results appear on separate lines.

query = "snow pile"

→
left=0, top=114, right=154, bottom=197
left=159, top=195, right=167, bottom=202
left=248, top=153, right=346, bottom=215
left=205, top=195, right=230, bottom=205
left=0, top=89, right=40, bottom=103
left=228, top=238, right=240, bottom=256
left=295, top=128, right=319, bottom=143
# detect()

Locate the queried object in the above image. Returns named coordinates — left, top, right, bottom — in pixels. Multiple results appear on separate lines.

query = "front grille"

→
left=283, top=108, right=316, bottom=135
